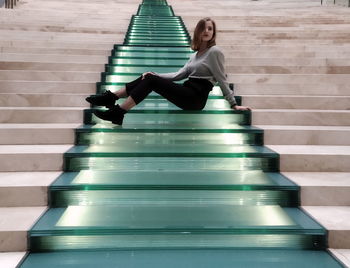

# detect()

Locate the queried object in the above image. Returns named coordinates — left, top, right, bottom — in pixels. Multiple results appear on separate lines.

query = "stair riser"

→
left=63, top=157, right=279, bottom=172
left=0, top=232, right=27, bottom=252
left=75, top=132, right=264, bottom=146
left=0, top=54, right=108, bottom=64
left=84, top=110, right=252, bottom=125
left=0, top=71, right=100, bottom=82
left=29, top=234, right=325, bottom=252
left=0, top=154, right=63, bottom=172
left=0, top=81, right=96, bottom=93
left=263, top=129, right=350, bottom=146
left=0, top=187, right=47, bottom=207
left=252, top=111, right=350, bottom=126
left=0, top=94, right=89, bottom=107
left=0, top=62, right=104, bottom=72
left=0, top=109, right=84, bottom=123
left=279, top=155, right=350, bottom=172
left=0, top=128, right=75, bottom=145
left=300, top=187, right=350, bottom=206
left=49, top=190, right=298, bottom=207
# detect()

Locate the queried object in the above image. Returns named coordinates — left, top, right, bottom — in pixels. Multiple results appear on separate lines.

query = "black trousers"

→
left=125, top=74, right=213, bottom=110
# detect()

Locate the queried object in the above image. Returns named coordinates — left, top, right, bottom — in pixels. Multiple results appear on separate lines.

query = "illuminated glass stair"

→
left=19, top=0, right=343, bottom=267
left=19, top=249, right=343, bottom=268
left=50, top=170, right=298, bottom=207
left=29, top=205, right=325, bottom=252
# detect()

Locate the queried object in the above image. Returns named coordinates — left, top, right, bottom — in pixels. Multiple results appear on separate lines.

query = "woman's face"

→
left=201, top=20, right=214, bottom=42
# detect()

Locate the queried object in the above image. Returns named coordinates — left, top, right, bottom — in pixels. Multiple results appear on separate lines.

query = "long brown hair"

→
left=191, top=17, right=216, bottom=51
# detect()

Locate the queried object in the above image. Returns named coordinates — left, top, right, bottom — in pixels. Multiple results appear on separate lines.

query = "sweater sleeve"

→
left=209, top=47, right=237, bottom=107
left=156, top=58, right=191, bottom=81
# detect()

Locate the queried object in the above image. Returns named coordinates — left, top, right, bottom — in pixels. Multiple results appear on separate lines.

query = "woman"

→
left=86, top=17, right=251, bottom=125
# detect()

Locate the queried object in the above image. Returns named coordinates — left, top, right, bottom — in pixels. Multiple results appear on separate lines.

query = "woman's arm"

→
left=209, top=47, right=250, bottom=111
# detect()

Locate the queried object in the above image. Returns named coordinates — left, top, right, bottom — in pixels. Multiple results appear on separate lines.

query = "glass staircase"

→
left=19, top=0, right=344, bottom=267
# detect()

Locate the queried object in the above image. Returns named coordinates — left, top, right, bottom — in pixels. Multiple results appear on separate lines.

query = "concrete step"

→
left=303, top=206, right=350, bottom=249
left=0, top=61, right=104, bottom=71
left=225, top=57, right=350, bottom=67
left=0, top=93, right=90, bottom=107
left=0, top=252, right=26, bottom=268
left=0, top=46, right=111, bottom=56
left=0, top=207, right=46, bottom=251
left=0, top=107, right=84, bottom=123
left=0, top=172, right=59, bottom=206
left=0, top=40, right=116, bottom=50
left=252, top=109, right=350, bottom=126
left=0, top=53, right=108, bottom=64
left=228, top=74, right=350, bottom=85
left=0, top=70, right=100, bottom=82
left=0, top=145, right=71, bottom=172
left=0, top=30, right=122, bottom=42
left=256, top=125, right=350, bottom=145
left=235, top=83, right=350, bottom=96
left=228, top=66, right=350, bottom=74
left=0, top=123, right=79, bottom=145
left=0, top=81, right=96, bottom=94
left=243, top=95, right=350, bottom=109
left=283, top=172, right=350, bottom=205
left=267, top=145, right=350, bottom=172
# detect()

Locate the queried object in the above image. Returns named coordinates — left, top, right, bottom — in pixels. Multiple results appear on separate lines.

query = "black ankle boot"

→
left=93, top=104, right=127, bottom=125
left=86, top=90, right=119, bottom=108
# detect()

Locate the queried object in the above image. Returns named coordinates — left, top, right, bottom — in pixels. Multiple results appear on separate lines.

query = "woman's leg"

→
left=125, top=74, right=204, bottom=110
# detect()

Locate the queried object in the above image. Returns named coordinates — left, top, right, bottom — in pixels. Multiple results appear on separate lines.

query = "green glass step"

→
left=129, top=25, right=186, bottom=31
left=132, top=15, right=181, bottom=21
left=29, top=206, right=325, bottom=251
left=126, top=33, right=189, bottom=38
left=105, top=65, right=180, bottom=73
left=142, top=0, right=168, bottom=4
left=75, top=125, right=261, bottom=145
left=64, top=144, right=278, bottom=158
left=63, top=145, right=278, bottom=172
left=64, top=155, right=277, bottom=172
left=111, top=51, right=191, bottom=59
left=77, top=120, right=250, bottom=134
left=52, top=171, right=296, bottom=190
left=137, top=9, right=173, bottom=15
left=84, top=110, right=251, bottom=125
left=50, top=189, right=298, bottom=207
left=113, top=45, right=192, bottom=52
left=19, top=249, right=344, bottom=268
left=50, top=171, right=298, bottom=207
left=108, top=57, right=187, bottom=66
left=125, top=40, right=190, bottom=46
left=125, top=37, right=190, bottom=42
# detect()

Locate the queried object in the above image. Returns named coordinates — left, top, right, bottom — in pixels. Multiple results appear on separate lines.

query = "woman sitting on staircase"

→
left=86, top=17, right=251, bottom=125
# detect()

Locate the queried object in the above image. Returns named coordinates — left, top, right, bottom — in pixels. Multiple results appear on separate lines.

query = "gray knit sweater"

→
left=157, top=46, right=236, bottom=106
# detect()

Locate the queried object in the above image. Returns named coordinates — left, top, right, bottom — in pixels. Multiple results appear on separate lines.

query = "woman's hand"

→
left=232, top=105, right=251, bottom=111
left=142, top=72, right=157, bottom=79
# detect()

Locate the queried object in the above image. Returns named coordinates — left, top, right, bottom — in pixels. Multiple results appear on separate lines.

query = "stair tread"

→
left=267, top=145, right=350, bottom=155
left=302, top=206, right=350, bottom=231
left=52, top=170, right=296, bottom=188
left=65, top=144, right=278, bottom=157
left=19, top=249, right=343, bottom=268
left=282, top=172, right=350, bottom=187
left=31, top=206, right=323, bottom=233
